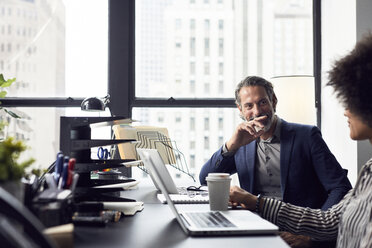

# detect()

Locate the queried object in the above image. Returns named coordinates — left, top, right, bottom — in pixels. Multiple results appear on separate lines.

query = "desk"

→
left=74, top=183, right=289, bottom=248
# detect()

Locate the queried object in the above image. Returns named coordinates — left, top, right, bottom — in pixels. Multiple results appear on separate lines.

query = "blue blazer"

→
left=199, top=120, right=352, bottom=210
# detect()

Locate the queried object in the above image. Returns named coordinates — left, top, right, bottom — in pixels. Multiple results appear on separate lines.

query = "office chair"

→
left=0, top=186, right=56, bottom=248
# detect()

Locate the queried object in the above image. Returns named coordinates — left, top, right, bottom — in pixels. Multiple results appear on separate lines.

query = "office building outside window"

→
left=190, top=61, right=195, bottom=75
left=190, top=19, right=195, bottom=29
left=190, top=79, right=195, bottom=93
left=218, top=19, right=224, bottom=30
left=219, top=38, right=224, bottom=56
left=190, top=116, right=195, bottom=131
left=218, top=136, right=224, bottom=147
left=0, top=0, right=109, bottom=168
left=190, top=141, right=195, bottom=149
left=134, top=0, right=313, bottom=180
left=190, top=37, right=195, bottom=56
left=204, top=136, right=209, bottom=150
left=218, top=62, right=224, bottom=75
left=204, top=82, right=210, bottom=94
left=218, top=80, right=224, bottom=94
left=204, top=38, right=210, bottom=56
left=218, top=117, right=223, bottom=130
left=0, top=0, right=314, bottom=181
left=204, top=62, right=210, bottom=75
left=204, top=117, right=209, bottom=131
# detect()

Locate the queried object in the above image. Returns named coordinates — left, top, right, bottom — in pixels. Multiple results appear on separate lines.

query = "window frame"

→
left=1, top=0, right=322, bottom=129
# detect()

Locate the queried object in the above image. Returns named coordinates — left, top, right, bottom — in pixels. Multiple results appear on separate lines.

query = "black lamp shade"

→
left=81, top=97, right=105, bottom=112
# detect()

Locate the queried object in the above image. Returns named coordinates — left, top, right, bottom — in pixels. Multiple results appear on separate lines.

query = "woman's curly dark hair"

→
left=327, top=33, right=372, bottom=128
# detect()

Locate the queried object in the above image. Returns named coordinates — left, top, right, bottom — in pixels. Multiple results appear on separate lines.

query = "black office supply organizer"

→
left=59, top=116, right=137, bottom=202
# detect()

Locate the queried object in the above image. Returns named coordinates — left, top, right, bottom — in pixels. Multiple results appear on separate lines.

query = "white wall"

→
left=321, top=0, right=357, bottom=185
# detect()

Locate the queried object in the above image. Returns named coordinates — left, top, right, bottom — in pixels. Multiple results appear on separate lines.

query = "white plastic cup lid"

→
left=206, top=173, right=230, bottom=180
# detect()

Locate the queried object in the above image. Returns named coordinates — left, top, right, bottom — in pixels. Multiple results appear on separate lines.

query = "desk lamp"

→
left=81, top=94, right=111, bottom=114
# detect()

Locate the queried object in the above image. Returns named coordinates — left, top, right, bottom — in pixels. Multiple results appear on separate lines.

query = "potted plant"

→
left=0, top=74, right=34, bottom=201
left=0, top=137, right=35, bottom=200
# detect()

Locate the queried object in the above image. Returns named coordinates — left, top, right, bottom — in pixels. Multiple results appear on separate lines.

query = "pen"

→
left=54, top=152, right=64, bottom=184
left=65, top=158, right=76, bottom=189
left=70, top=173, right=79, bottom=192
left=59, top=159, right=69, bottom=189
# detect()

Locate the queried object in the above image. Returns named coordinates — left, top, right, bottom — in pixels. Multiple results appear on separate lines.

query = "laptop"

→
left=137, top=148, right=209, bottom=204
left=139, top=149, right=279, bottom=236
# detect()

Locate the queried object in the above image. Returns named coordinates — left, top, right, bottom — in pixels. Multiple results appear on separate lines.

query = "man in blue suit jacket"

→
left=199, top=76, right=351, bottom=247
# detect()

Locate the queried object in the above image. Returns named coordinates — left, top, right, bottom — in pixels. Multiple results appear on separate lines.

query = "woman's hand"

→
left=229, top=186, right=257, bottom=211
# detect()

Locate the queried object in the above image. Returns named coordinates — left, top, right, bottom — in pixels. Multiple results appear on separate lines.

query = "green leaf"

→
left=0, top=91, right=7, bottom=98
left=4, top=109, right=21, bottom=118
left=0, top=74, right=5, bottom=84
left=1, top=78, right=16, bottom=88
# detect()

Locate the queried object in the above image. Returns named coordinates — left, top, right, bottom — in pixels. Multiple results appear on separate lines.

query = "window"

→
left=204, top=82, right=210, bottom=94
left=204, top=117, right=209, bottom=130
left=218, top=19, right=224, bottom=30
left=134, top=0, right=314, bottom=180
left=190, top=116, right=195, bottom=130
left=218, top=117, right=223, bottom=130
left=190, top=80, right=195, bottom=93
left=190, top=37, right=195, bottom=56
left=190, top=19, right=195, bottom=29
left=1, top=1, right=316, bottom=182
left=190, top=62, right=195, bottom=75
left=190, top=154, right=195, bottom=168
left=1, top=0, right=108, bottom=98
left=204, top=62, right=210, bottom=75
left=218, top=136, right=224, bottom=147
left=204, top=38, right=210, bottom=56
left=175, top=113, right=182, bottom=123
left=0, top=0, right=109, bottom=170
left=219, top=38, right=224, bottom=56
left=158, top=113, right=164, bottom=123
left=175, top=41, right=181, bottom=48
left=175, top=18, right=181, bottom=29
left=218, top=80, right=224, bottom=94
left=218, top=62, right=224, bottom=75
left=190, top=141, right=195, bottom=149
left=204, top=136, right=209, bottom=149
left=204, top=19, right=210, bottom=32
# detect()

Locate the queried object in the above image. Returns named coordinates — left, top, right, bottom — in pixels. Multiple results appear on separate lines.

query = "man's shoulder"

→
left=281, top=119, right=318, bottom=133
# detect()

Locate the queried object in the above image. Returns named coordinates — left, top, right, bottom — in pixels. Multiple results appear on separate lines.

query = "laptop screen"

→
left=139, top=149, right=190, bottom=234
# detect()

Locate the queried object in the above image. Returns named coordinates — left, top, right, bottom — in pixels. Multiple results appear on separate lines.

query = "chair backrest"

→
left=0, top=186, right=55, bottom=248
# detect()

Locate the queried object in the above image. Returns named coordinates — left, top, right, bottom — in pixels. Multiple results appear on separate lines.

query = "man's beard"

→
left=262, top=113, right=275, bottom=132
left=245, top=112, right=275, bottom=132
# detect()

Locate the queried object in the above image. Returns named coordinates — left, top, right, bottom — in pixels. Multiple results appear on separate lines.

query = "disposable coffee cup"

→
left=206, top=173, right=231, bottom=211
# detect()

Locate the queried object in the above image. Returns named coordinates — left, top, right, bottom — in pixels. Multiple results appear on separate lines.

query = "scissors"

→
left=97, top=147, right=110, bottom=160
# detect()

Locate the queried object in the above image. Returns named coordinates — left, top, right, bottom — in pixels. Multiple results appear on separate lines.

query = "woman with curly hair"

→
left=229, top=33, right=372, bottom=248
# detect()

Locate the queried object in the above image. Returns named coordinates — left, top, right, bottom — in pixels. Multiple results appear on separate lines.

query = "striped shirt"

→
left=261, top=158, right=372, bottom=247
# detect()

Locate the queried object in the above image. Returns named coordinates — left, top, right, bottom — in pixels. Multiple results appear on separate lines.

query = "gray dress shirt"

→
left=254, top=117, right=282, bottom=200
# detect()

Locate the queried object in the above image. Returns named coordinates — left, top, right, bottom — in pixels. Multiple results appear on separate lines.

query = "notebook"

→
left=139, top=149, right=279, bottom=236
left=137, top=148, right=209, bottom=204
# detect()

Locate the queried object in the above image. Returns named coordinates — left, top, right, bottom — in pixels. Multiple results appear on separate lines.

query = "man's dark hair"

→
left=327, top=33, right=372, bottom=127
left=235, top=76, right=276, bottom=108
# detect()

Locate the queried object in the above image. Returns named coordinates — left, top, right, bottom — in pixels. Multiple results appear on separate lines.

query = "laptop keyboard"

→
left=184, top=212, right=236, bottom=228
